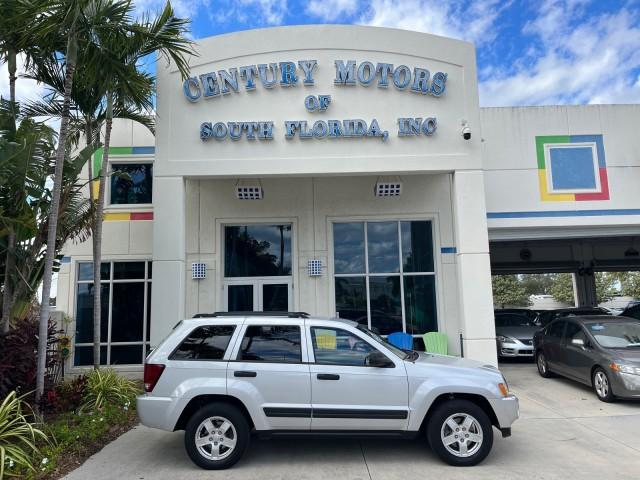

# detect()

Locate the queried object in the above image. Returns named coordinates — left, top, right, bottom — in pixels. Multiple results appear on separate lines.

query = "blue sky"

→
left=3, top=0, right=640, bottom=107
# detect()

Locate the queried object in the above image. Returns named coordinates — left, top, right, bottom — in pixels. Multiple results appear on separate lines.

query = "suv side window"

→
left=547, top=320, right=566, bottom=340
left=238, top=325, right=302, bottom=363
left=170, top=325, right=235, bottom=360
left=311, top=327, right=377, bottom=366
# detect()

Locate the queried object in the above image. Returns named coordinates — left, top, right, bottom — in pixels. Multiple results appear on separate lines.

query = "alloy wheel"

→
left=440, top=413, right=483, bottom=458
left=194, top=416, right=237, bottom=461
left=594, top=371, right=609, bottom=399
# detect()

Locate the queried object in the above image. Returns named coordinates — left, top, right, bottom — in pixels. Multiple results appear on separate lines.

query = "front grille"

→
left=518, top=339, right=533, bottom=346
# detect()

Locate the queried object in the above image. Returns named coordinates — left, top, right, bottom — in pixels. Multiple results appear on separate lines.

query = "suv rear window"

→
left=237, top=325, right=301, bottom=363
left=170, top=325, right=235, bottom=360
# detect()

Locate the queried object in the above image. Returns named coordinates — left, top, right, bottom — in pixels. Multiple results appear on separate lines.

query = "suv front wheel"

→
left=426, top=399, right=493, bottom=466
left=184, top=403, right=250, bottom=470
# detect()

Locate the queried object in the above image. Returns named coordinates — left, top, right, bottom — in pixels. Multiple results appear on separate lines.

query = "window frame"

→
left=73, top=260, right=152, bottom=367
left=329, top=217, right=440, bottom=337
left=106, top=158, right=154, bottom=209
left=234, top=324, right=304, bottom=364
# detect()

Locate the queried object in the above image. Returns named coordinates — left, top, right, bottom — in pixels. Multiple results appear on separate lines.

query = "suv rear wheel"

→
left=426, top=399, right=493, bottom=466
left=184, top=403, right=250, bottom=470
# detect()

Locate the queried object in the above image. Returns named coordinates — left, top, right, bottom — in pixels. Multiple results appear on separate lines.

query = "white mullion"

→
left=398, top=221, right=407, bottom=333
left=106, top=261, right=114, bottom=365
left=363, top=222, right=371, bottom=329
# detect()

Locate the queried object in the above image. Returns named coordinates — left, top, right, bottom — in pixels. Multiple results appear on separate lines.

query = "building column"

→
left=151, top=176, right=186, bottom=347
left=452, top=170, right=497, bottom=365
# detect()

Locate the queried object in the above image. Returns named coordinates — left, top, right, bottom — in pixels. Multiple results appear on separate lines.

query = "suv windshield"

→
left=585, top=321, right=640, bottom=349
left=357, top=325, right=410, bottom=359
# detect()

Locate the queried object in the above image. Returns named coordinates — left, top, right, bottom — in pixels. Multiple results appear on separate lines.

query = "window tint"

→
left=311, top=327, right=377, bottom=366
left=171, top=326, right=236, bottom=360
left=224, top=225, right=292, bottom=277
left=110, top=163, right=153, bottom=204
left=547, top=321, right=566, bottom=339
left=238, top=325, right=301, bottom=362
left=565, top=322, right=585, bottom=344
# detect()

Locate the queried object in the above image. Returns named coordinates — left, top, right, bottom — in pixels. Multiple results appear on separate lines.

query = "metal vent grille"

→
left=192, top=263, right=207, bottom=279
left=307, top=259, right=323, bottom=276
left=235, top=186, right=263, bottom=200
left=374, top=182, right=402, bottom=197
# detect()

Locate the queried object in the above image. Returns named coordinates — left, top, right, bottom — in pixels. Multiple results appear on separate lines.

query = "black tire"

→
left=426, top=399, right=494, bottom=467
left=536, top=351, right=554, bottom=378
left=592, top=367, right=616, bottom=403
left=184, top=402, right=250, bottom=470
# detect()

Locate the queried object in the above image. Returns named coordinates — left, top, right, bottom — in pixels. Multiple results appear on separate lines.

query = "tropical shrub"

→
left=81, top=369, right=138, bottom=412
left=42, top=376, right=87, bottom=414
left=0, top=391, right=47, bottom=478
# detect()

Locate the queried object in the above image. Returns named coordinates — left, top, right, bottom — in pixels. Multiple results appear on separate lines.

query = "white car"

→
left=138, top=312, right=519, bottom=469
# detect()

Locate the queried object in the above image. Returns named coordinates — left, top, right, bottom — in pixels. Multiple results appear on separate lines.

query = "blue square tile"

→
left=549, top=146, right=597, bottom=190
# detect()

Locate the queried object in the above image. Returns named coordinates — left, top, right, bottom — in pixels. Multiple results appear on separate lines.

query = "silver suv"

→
left=137, top=312, right=518, bottom=469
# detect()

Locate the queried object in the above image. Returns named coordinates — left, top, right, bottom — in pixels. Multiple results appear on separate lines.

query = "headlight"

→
left=497, top=335, right=515, bottom=343
left=610, top=363, right=640, bottom=376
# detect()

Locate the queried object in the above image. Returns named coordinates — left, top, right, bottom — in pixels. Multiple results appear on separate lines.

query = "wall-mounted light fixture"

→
left=192, top=263, right=207, bottom=279
left=374, top=176, right=402, bottom=197
left=235, top=179, right=263, bottom=200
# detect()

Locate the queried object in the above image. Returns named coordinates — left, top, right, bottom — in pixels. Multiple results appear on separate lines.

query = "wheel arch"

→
left=420, top=393, right=499, bottom=431
left=174, top=394, right=255, bottom=432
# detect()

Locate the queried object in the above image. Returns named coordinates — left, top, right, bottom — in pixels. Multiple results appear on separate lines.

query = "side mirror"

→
left=571, top=338, right=585, bottom=347
left=365, top=351, right=394, bottom=368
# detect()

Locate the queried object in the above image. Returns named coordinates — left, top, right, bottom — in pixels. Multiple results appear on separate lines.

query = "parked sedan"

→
left=533, top=315, right=640, bottom=402
left=535, top=307, right=610, bottom=328
left=495, top=312, right=539, bottom=359
left=621, top=303, right=640, bottom=321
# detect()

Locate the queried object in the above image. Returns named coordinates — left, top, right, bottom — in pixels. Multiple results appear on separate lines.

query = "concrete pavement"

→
left=64, top=363, right=640, bottom=479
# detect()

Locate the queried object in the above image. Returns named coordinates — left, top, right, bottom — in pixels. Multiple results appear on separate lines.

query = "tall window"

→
left=333, top=221, right=437, bottom=335
left=74, top=261, right=152, bottom=366
left=110, top=163, right=153, bottom=205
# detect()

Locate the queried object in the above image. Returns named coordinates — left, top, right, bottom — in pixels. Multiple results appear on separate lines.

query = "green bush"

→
left=0, top=391, right=47, bottom=478
left=81, top=369, right=139, bottom=412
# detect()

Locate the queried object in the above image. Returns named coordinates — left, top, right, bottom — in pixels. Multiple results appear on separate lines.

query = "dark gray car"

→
left=533, top=315, right=640, bottom=402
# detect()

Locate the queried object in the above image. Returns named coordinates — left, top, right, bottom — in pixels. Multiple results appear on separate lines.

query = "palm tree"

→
left=88, top=1, right=192, bottom=368
left=30, top=0, right=134, bottom=404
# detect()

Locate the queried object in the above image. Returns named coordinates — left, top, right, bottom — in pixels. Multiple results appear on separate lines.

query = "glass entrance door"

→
left=224, top=279, right=292, bottom=312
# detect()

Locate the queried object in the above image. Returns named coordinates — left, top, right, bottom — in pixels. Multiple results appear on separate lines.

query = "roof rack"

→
left=193, top=311, right=310, bottom=319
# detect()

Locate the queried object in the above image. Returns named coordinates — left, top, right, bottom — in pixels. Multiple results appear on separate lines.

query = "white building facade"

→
left=55, top=26, right=640, bottom=374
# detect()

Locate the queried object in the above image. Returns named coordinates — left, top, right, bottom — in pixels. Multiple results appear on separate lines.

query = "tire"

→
left=426, top=399, right=494, bottom=467
left=536, top=351, right=554, bottom=378
left=184, top=402, right=250, bottom=470
left=592, top=367, right=616, bottom=403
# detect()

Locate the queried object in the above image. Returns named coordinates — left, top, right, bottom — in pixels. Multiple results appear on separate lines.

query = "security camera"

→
left=461, top=121, right=471, bottom=140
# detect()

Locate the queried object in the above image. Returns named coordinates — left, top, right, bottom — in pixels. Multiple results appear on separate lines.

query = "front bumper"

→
left=497, top=340, right=534, bottom=358
left=488, top=395, right=519, bottom=430
left=612, top=372, right=640, bottom=399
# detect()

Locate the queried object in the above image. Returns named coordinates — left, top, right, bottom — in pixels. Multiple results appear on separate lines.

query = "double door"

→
left=224, top=278, right=292, bottom=312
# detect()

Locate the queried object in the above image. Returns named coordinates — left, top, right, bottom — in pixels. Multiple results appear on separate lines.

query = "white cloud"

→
left=480, top=1, right=640, bottom=106
left=0, top=54, right=46, bottom=104
left=360, top=0, right=508, bottom=45
left=306, top=0, right=358, bottom=22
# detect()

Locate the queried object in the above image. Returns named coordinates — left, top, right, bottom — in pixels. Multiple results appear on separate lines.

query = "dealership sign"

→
left=182, top=60, right=447, bottom=142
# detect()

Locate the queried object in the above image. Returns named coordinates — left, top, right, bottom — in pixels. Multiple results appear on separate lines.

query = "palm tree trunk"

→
left=92, top=94, right=112, bottom=369
left=8, top=49, right=16, bottom=106
left=36, top=35, right=78, bottom=405
left=1, top=232, right=16, bottom=335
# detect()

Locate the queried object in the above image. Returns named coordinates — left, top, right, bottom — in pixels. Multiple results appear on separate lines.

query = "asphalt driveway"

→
left=64, top=363, right=640, bottom=480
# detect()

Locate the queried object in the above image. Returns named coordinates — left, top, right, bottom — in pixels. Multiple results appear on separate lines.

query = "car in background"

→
left=621, top=303, right=640, bottom=321
left=495, top=308, right=540, bottom=323
left=533, top=315, right=640, bottom=402
left=535, top=307, right=610, bottom=328
left=495, top=312, right=540, bottom=359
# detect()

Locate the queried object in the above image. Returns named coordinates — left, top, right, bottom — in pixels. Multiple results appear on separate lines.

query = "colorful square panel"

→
left=535, top=135, right=609, bottom=202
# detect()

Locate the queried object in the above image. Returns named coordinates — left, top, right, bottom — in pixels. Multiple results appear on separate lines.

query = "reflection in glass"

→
left=367, top=222, right=400, bottom=273
left=401, top=221, right=434, bottom=273
left=369, top=276, right=402, bottom=335
left=334, top=277, right=367, bottom=326
left=78, top=262, right=110, bottom=281
left=113, top=262, right=146, bottom=280
left=110, top=345, right=143, bottom=365
left=263, top=284, right=288, bottom=311
left=225, top=225, right=292, bottom=277
left=228, top=285, right=253, bottom=311
left=311, top=327, right=376, bottom=366
left=75, top=283, right=109, bottom=343
left=74, top=346, right=106, bottom=366
left=110, top=163, right=153, bottom=204
left=333, top=223, right=365, bottom=274
left=239, top=326, right=301, bottom=362
left=111, top=283, right=145, bottom=342
left=170, top=326, right=235, bottom=360
left=404, top=275, right=437, bottom=334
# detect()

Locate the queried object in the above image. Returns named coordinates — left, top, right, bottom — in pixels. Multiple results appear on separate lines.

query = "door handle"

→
left=234, top=371, right=257, bottom=377
left=317, top=373, right=340, bottom=380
